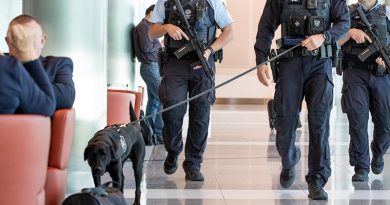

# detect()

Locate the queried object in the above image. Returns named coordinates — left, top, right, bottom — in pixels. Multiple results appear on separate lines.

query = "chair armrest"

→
left=107, top=89, right=142, bottom=126
left=49, top=109, right=76, bottom=170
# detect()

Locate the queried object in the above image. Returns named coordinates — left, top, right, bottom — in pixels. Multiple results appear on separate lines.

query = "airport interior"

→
left=2, top=0, right=390, bottom=204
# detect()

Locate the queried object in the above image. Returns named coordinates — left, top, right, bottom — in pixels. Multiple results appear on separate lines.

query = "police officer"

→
left=339, top=0, right=390, bottom=182
left=255, top=0, right=349, bottom=200
left=149, top=0, right=233, bottom=181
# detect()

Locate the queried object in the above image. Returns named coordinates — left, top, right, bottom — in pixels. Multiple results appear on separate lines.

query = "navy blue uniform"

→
left=0, top=56, right=56, bottom=116
left=341, top=3, right=390, bottom=173
left=41, top=56, right=75, bottom=109
left=151, top=0, right=233, bottom=173
left=254, top=0, right=349, bottom=184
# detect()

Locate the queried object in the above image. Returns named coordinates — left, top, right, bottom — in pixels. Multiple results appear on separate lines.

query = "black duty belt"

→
left=344, top=61, right=389, bottom=75
left=277, top=47, right=319, bottom=59
left=344, top=61, right=376, bottom=71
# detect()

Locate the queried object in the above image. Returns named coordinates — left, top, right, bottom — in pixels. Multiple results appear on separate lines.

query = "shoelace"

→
left=308, top=180, right=322, bottom=193
left=356, top=169, right=367, bottom=174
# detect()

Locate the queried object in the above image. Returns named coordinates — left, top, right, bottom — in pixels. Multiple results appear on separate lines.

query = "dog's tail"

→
left=129, top=101, right=138, bottom=122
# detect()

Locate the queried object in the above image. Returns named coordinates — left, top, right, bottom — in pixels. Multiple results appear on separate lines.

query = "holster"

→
left=213, top=49, right=223, bottom=63
left=269, top=49, right=280, bottom=82
left=336, top=50, right=343, bottom=76
left=158, top=47, right=169, bottom=76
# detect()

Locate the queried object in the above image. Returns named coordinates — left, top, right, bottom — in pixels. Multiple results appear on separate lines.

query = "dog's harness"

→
left=112, top=125, right=128, bottom=155
left=92, top=124, right=128, bottom=157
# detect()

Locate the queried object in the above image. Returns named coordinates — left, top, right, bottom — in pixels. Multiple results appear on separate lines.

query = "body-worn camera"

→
left=307, top=0, right=318, bottom=10
left=288, top=0, right=302, bottom=4
left=288, top=0, right=317, bottom=9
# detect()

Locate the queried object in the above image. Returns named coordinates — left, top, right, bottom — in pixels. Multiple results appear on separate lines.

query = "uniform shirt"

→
left=133, top=18, right=161, bottom=63
left=0, top=56, right=56, bottom=116
left=360, top=0, right=390, bottom=20
left=254, top=0, right=350, bottom=65
left=359, top=1, right=390, bottom=26
left=343, top=2, right=390, bottom=62
left=150, top=0, right=234, bottom=29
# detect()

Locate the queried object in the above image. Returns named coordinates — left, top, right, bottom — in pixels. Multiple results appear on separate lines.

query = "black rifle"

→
left=356, top=5, right=390, bottom=74
left=172, top=0, right=215, bottom=81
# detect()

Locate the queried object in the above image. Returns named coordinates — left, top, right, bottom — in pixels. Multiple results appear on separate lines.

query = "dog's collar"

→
left=105, top=123, right=127, bottom=130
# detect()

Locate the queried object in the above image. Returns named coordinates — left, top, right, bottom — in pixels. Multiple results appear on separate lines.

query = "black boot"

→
left=371, top=142, right=384, bottom=175
left=185, top=170, right=204, bottom=181
left=280, top=168, right=295, bottom=188
left=371, top=156, right=384, bottom=175
left=164, top=154, right=178, bottom=175
left=352, top=169, right=369, bottom=181
left=280, top=148, right=301, bottom=188
left=307, top=175, right=328, bottom=200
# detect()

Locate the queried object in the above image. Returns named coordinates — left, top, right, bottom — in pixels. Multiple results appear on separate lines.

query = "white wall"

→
left=216, top=0, right=278, bottom=99
left=0, top=0, right=22, bottom=52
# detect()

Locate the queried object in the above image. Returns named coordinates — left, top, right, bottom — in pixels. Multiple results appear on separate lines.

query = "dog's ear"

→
left=110, top=145, right=121, bottom=160
left=84, top=146, right=89, bottom=161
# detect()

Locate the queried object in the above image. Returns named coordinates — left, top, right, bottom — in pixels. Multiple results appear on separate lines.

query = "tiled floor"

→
left=67, top=104, right=390, bottom=205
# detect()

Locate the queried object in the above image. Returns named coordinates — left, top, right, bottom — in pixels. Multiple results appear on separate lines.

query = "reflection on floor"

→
left=67, top=104, right=390, bottom=205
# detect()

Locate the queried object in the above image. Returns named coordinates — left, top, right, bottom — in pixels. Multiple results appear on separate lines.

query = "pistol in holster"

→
left=158, top=47, right=169, bottom=76
left=269, top=49, right=280, bottom=82
left=213, top=49, right=223, bottom=63
left=335, top=48, right=344, bottom=76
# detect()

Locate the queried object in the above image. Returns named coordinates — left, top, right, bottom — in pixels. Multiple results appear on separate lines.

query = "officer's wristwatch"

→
left=206, top=46, right=215, bottom=55
left=322, top=33, right=328, bottom=43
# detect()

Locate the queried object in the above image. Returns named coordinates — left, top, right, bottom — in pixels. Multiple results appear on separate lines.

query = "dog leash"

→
left=131, top=44, right=301, bottom=125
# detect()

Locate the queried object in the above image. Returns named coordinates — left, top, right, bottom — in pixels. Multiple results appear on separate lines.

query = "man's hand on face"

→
left=7, top=24, right=38, bottom=63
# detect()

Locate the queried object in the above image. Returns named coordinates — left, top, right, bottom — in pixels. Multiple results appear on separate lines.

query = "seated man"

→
left=0, top=24, right=56, bottom=116
left=6, top=14, right=75, bottom=109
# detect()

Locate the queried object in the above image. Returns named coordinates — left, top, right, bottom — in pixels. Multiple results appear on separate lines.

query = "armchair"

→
left=0, top=115, right=51, bottom=205
left=107, top=89, right=142, bottom=126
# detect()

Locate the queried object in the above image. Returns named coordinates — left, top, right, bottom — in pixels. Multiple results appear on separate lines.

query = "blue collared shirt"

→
left=133, top=18, right=161, bottom=63
left=359, top=0, right=390, bottom=20
left=150, top=0, right=234, bottom=29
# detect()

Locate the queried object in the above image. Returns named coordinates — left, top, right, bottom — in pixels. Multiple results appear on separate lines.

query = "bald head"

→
left=10, top=15, right=43, bottom=28
left=6, top=14, right=46, bottom=56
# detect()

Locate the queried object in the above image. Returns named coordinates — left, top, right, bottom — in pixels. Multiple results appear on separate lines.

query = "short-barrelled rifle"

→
left=357, top=5, right=390, bottom=75
left=172, top=0, right=215, bottom=81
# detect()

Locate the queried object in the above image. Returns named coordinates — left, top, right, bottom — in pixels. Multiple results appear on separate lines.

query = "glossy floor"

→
left=67, top=104, right=390, bottom=205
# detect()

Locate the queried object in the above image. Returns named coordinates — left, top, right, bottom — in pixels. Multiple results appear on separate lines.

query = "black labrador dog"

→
left=84, top=123, right=145, bottom=205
